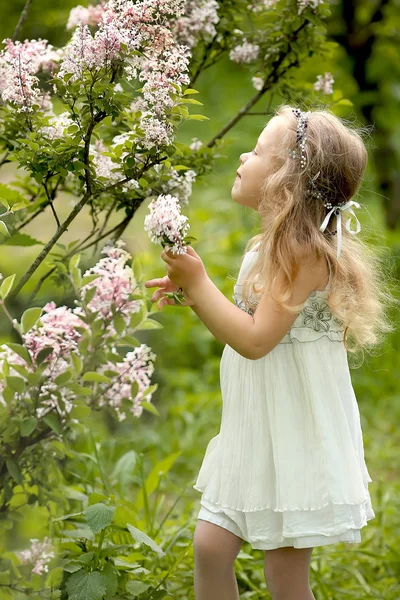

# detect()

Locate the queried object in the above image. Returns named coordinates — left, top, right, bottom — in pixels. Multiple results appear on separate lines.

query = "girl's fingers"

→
left=145, top=276, right=167, bottom=288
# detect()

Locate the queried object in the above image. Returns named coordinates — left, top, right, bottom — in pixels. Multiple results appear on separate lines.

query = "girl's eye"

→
left=252, top=149, right=257, bottom=155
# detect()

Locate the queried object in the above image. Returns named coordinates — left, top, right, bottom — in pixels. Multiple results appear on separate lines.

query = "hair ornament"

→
left=319, top=200, right=361, bottom=260
left=292, top=107, right=310, bottom=168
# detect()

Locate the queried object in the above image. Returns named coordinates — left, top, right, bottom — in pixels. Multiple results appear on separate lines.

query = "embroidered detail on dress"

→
left=233, top=285, right=345, bottom=343
left=233, top=295, right=257, bottom=316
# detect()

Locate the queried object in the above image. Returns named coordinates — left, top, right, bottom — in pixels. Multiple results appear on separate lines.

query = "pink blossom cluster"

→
left=0, top=243, right=157, bottom=422
left=18, top=537, right=55, bottom=575
left=59, top=20, right=131, bottom=82
left=67, top=3, right=106, bottom=30
left=0, top=39, right=50, bottom=112
left=174, top=0, right=220, bottom=48
left=229, top=41, right=260, bottom=64
left=144, top=193, right=190, bottom=254
left=314, top=72, right=334, bottom=94
left=98, top=344, right=156, bottom=421
left=78, top=240, right=141, bottom=324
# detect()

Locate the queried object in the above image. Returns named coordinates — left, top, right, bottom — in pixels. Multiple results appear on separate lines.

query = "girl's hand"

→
left=160, top=244, right=208, bottom=295
left=144, top=275, right=196, bottom=309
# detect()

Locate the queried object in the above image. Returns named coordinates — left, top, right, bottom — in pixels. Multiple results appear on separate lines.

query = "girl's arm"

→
left=186, top=266, right=319, bottom=360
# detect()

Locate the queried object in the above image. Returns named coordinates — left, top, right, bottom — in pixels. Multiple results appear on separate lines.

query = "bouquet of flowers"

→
left=144, top=193, right=197, bottom=305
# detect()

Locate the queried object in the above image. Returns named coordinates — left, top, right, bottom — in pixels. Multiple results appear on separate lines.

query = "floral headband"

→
left=290, top=107, right=361, bottom=260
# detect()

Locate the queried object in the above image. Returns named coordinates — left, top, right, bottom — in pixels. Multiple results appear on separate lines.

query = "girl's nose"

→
left=240, top=152, right=249, bottom=163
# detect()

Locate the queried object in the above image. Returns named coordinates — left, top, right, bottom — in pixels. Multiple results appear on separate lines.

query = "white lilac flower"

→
left=229, top=41, right=260, bottom=64
left=189, top=137, right=203, bottom=151
left=144, top=193, right=190, bottom=254
left=252, top=76, right=264, bottom=91
left=175, top=0, right=220, bottom=48
left=314, top=72, right=334, bottom=94
left=40, top=111, right=76, bottom=140
left=298, top=0, right=324, bottom=14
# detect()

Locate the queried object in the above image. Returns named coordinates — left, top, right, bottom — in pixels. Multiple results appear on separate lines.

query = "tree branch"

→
left=11, top=0, right=33, bottom=42
left=206, top=21, right=308, bottom=148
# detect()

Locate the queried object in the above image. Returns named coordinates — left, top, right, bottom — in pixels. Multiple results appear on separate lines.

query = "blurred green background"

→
left=0, top=1, right=399, bottom=598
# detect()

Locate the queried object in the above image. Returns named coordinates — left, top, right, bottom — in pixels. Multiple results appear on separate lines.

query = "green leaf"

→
left=21, top=307, right=42, bottom=334
left=187, top=114, right=209, bottom=121
left=54, top=369, right=73, bottom=385
left=132, top=257, right=142, bottom=283
left=85, top=503, right=116, bottom=534
left=0, top=184, right=26, bottom=205
left=66, top=383, right=93, bottom=397
left=43, top=412, right=63, bottom=435
left=138, top=318, right=163, bottom=329
left=0, top=198, right=10, bottom=210
left=183, top=88, right=200, bottom=95
left=66, top=570, right=107, bottom=600
left=127, top=523, right=165, bottom=556
left=6, top=458, right=23, bottom=484
left=126, top=581, right=152, bottom=595
left=111, top=450, right=137, bottom=490
left=6, top=376, right=26, bottom=393
left=69, top=254, right=81, bottom=271
left=173, top=165, right=191, bottom=170
left=117, top=335, right=141, bottom=347
left=70, top=403, right=91, bottom=420
left=4, top=343, right=32, bottom=365
left=0, top=274, right=16, bottom=300
left=0, top=221, right=11, bottom=237
left=71, top=353, right=83, bottom=374
left=81, top=372, right=111, bottom=384
left=81, top=274, right=100, bottom=286
left=36, top=346, right=53, bottom=364
left=2, top=233, right=43, bottom=247
left=141, top=401, right=160, bottom=417
left=134, top=452, right=181, bottom=512
left=102, top=563, right=118, bottom=600
left=45, top=567, right=64, bottom=588
left=113, top=313, right=126, bottom=335
left=20, top=417, right=38, bottom=437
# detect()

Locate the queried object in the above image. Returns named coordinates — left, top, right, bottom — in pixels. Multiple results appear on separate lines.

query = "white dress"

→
left=193, top=243, right=375, bottom=550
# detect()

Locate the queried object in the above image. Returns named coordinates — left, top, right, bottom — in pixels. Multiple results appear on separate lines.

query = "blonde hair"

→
left=240, top=103, right=399, bottom=367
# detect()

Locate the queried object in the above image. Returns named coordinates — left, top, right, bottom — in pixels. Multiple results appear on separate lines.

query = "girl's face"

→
left=231, top=115, right=284, bottom=210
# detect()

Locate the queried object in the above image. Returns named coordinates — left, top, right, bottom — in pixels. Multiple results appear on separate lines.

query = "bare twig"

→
left=11, top=0, right=33, bottom=42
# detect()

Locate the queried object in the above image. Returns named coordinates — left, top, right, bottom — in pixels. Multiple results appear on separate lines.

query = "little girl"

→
left=145, top=105, right=393, bottom=600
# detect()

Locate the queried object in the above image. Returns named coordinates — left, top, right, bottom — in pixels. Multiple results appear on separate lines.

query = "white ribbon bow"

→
left=319, top=200, right=361, bottom=259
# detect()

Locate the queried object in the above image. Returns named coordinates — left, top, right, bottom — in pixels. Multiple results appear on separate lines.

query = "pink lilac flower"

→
left=79, top=239, right=141, bottom=322
left=189, top=137, right=203, bottom=151
left=175, top=0, right=220, bottom=48
left=19, top=537, right=55, bottom=575
left=139, top=116, right=174, bottom=149
left=144, top=193, right=190, bottom=254
left=229, top=41, right=260, bottom=64
left=24, top=303, right=85, bottom=367
left=0, top=39, right=49, bottom=111
left=66, top=3, right=106, bottom=30
left=98, top=344, right=156, bottom=420
left=252, top=76, right=264, bottom=90
left=314, top=72, right=334, bottom=94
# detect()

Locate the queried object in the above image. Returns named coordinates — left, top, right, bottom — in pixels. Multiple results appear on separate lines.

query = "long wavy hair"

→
left=239, top=104, right=399, bottom=366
